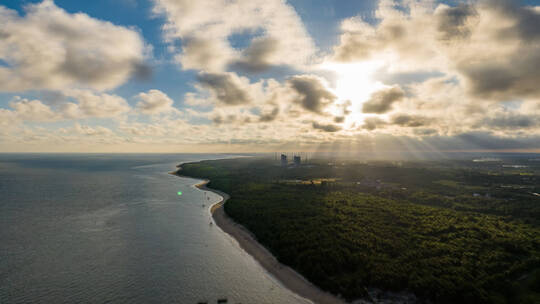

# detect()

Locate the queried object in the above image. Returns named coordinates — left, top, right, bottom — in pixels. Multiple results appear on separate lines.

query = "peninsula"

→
left=178, top=157, right=540, bottom=304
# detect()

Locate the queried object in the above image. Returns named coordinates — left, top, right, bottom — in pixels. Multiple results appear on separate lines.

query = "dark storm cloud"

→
left=362, top=87, right=405, bottom=114
left=197, top=72, right=252, bottom=105
left=287, top=75, right=336, bottom=114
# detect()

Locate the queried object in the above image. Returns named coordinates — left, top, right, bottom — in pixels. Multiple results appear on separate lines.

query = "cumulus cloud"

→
left=435, top=3, right=477, bottom=41
left=391, top=114, right=433, bottom=128
left=152, top=0, right=315, bottom=72
left=319, top=0, right=540, bottom=143
left=451, top=1, right=540, bottom=100
left=0, top=0, right=149, bottom=92
left=212, top=113, right=252, bottom=125
left=174, top=37, right=233, bottom=73
left=136, top=89, right=175, bottom=114
left=2, top=0, right=540, bottom=153
left=287, top=75, right=336, bottom=114
left=232, top=37, right=279, bottom=73
left=73, top=123, right=114, bottom=136
left=362, top=117, right=387, bottom=131
left=332, top=0, right=540, bottom=102
left=196, top=72, right=253, bottom=106
left=9, top=97, right=57, bottom=122
left=5, top=96, right=60, bottom=122
left=259, top=107, right=280, bottom=122
left=0, top=92, right=132, bottom=124
left=61, top=90, right=131, bottom=119
left=312, top=121, right=342, bottom=132
left=362, top=86, right=405, bottom=114
left=0, top=108, right=18, bottom=128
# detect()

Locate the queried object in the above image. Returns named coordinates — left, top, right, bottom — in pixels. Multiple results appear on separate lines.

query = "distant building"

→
left=293, top=155, right=301, bottom=166
left=281, top=154, right=288, bottom=167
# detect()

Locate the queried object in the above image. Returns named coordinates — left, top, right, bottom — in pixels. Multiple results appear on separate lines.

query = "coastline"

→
left=181, top=176, right=346, bottom=304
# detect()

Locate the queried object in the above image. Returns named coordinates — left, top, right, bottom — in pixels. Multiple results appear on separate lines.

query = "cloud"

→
left=447, top=131, right=540, bottom=151
left=362, top=117, right=387, bottom=131
left=435, top=3, right=477, bottom=41
left=212, top=113, right=252, bottom=125
left=362, top=86, right=404, bottom=114
left=174, top=37, right=233, bottom=72
left=232, top=37, right=279, bottom=73
left=196, top=72, right=253, bottom=105
left=332, top=17, right=379, bottom=62
left=391, top=114, right=432, bottom=128
left=320, top=0, right=540, bottom=142
left=259, top=106, right=279, bottom=122
left=287, top=75, right=336, bottom=114
left=1, top=91, right=132, bottom=124
left=0, top=0, right=148, bottom=92
left=9, top=97, right=57, bottom=122
left=331, top=0, right=540, bottom=102
left=61, top=90, right=131, bottom=118
left=451, top=1, right=540, bottom=100
left=73, top=123, right=114, bottom=136
left=136, top=89, right=175, bottom=114
left=458, top=51, right=540, bottom=100
left=480, top=112, right=540, bottom=130
left=312, top=121, right=342, bottom=132
left=152, top=0, right=315, bottom=72
left=2, top=0, right=540, bottom=153
left=334, top=116, right=345, bottom=123
left=0, top=108, right=18, bottom=127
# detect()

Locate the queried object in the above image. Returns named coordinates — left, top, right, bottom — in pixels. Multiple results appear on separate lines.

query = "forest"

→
left=179, top=157, right=540, bottom=303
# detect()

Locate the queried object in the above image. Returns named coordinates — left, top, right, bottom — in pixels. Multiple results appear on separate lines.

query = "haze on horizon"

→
left=0, top=0, right=539, bottom=154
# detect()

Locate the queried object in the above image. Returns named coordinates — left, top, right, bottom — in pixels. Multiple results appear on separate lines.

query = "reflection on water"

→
left=0, top=154, right=310, bottom=304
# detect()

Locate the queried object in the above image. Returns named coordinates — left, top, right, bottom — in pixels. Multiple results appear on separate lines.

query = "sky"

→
left=0, top=0, right=539, bottom=153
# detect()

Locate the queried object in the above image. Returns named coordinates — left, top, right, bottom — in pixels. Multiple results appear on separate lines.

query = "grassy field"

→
left=179, top=157, right=540, bottom=303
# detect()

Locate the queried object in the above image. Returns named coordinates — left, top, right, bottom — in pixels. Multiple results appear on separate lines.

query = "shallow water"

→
left=0, top=154, right=310, bottom=304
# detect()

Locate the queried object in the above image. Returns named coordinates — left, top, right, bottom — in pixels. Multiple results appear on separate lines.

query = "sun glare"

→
left=322, top=61, right=386, bottom=125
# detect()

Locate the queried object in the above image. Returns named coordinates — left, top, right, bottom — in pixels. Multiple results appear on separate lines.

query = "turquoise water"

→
left=0, top=154, right=310, bottom=304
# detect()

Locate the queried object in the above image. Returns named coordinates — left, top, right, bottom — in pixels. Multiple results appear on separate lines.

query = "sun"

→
left=321, top=60, right=386, bottom=124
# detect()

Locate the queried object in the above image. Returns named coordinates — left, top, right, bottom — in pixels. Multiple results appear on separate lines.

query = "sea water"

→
left=0, top=154, right=310, bottom=304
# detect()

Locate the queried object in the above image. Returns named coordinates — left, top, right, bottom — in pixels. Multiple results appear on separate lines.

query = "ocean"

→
left=0, top=154, right=309, bottom=304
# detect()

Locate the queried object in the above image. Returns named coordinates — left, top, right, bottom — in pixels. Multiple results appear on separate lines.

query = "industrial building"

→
left=281, top=154, right=287, bottom=167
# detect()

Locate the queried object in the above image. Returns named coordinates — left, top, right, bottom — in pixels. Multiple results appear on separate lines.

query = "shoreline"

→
left=180, top=175, right=346, bottom=304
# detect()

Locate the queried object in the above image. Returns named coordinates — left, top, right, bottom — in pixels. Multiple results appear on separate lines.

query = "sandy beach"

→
left=190, top=179, right=346, bottom=304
